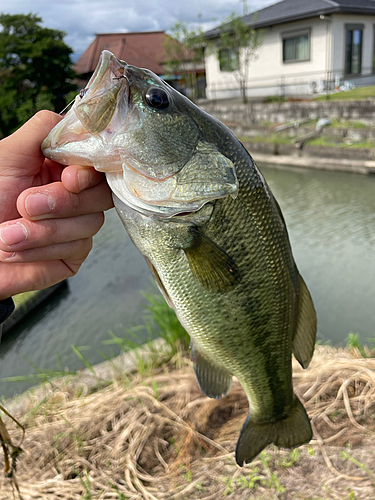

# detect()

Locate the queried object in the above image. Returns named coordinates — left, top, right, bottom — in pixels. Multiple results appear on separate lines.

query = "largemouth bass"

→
left=42, top=50, right=317, bottom=465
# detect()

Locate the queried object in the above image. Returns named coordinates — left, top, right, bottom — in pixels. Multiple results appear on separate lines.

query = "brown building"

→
left=74, top=30, right=205, bottom=98
left=74, top=31, right=169, bottom=80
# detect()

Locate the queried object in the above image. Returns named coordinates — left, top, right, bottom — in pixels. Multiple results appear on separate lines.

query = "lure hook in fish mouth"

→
left=87, top=50, right=128, bottom=89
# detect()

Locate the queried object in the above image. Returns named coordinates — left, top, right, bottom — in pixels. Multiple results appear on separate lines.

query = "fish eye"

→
left=145, top=87, right=170, bottom=110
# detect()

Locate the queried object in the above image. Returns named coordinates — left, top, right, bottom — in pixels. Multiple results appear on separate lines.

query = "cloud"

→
left=3, top=0, right=275, bottom=59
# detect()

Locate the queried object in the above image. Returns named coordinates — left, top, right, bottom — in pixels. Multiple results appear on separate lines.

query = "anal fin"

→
left=293, top=276, right=317, bottom=369
left=191, top=342, right=233, bottom=399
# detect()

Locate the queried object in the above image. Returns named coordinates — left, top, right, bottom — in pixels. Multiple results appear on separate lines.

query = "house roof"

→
left=74, top=31, right=170, bottom=76
left=204, top=0, right=375, bottom=38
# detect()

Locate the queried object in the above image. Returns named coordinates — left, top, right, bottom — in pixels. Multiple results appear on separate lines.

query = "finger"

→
left=0, top=257, right=87, bottom=300
left=62, top=165, right=106, bottom=194
left=0, top=111, right=62, bottom=177
left=45, top=158, right=65, bottom=183
left=17, top=178, right=114, bottom=220
left=0, top=213, right=104, bottom=251
left=0, top=238, right=93, bottom=263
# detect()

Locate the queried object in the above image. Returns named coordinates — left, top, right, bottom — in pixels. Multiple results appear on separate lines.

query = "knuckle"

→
left=84, top=237, right=93, bottom=256
left=43, top=219, right=59, bottom=239
left=69, top=191, right=83, bottom=212
left=78, top=238, right=93, bottom=262
left=92, top=212, right=105, bottom=232
left=69, top=238, right=93, bottom=268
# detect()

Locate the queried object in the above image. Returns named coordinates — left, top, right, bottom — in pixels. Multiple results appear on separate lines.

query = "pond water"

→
left=261, top=164, right=375, bottom=345
left=0, top=164, right=374, bottom=398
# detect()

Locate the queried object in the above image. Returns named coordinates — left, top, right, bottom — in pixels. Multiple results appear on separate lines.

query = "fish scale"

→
left=118, top=178, right=295, bottom=416
left=42, top=50, right=317, bottom=465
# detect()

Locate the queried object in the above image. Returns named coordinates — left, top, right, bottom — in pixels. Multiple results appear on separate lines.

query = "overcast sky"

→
left=5, top=0, right=276, bottom=60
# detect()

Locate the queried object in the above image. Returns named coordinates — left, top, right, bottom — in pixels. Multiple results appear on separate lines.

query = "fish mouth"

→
left=42, top=51, right=130, bottom=164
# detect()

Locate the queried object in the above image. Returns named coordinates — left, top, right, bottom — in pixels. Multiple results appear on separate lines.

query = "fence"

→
left=206, top=66, right=375, bottom=101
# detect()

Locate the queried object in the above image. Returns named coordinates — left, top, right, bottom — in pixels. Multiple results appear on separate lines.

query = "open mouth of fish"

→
left=43, top=51, right=131, bottom=170
left=42, top=51, right=238, bottom=218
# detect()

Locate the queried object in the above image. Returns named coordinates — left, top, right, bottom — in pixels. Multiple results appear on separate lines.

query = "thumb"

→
left=0, top=110, right=62, bottom=176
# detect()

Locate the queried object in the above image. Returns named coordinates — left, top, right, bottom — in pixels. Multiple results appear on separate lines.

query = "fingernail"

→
left=77, top=169, right=93, bottom=191
left=0, top=222, right=28, bottom=246
left=0, top=250, right=16, bottom=260
left=77, top=170, right=83, bottom=192
left=25, top=193, right=54, bottom=216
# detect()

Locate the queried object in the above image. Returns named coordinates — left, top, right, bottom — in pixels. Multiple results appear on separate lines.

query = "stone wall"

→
left=199, top=99, right=375, bottom=126
left=244, top=140, right=375, bottom=161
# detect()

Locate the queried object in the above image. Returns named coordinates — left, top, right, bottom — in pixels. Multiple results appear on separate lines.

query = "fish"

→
left=42, top=50, right=317, bottom=465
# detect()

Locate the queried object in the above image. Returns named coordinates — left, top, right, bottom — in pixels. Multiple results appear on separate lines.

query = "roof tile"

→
left=74, top=31, right=170, bottom=76
left=204, top=0, right=375, bottom=37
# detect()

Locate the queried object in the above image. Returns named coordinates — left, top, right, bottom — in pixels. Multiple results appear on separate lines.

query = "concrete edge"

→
left=252, top=152, right=375, bottom=174
left=2, top=281, right=68, bottom=336
left=5, top=337, right=168, bottom=415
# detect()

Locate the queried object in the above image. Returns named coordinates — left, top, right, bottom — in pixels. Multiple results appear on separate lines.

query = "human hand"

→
left=0, top=110, right=114, bottom=300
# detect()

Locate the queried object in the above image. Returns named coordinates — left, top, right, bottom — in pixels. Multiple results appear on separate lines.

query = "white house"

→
left=204, top=0, right=375, bottom=99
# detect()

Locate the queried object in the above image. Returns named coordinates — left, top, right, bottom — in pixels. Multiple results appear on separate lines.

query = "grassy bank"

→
left=1, top=343, right=375, bottom=499
left=238, top=133, right=375, bottom=150
left=315, top=86, right=375, bottom=101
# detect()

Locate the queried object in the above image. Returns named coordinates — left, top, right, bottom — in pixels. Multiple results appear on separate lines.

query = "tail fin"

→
left=235, top=396, right=312, bottom=466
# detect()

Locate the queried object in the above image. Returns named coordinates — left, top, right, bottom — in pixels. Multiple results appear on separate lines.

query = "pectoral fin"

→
left=292, top=276, right=317, bottom=369
left=184, top=228, right=241, bottom=293
left=191, top=342, right=233, bottom=399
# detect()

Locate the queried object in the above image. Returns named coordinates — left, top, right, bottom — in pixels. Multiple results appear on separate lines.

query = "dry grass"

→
left=0, top=346, right=375, bottom=500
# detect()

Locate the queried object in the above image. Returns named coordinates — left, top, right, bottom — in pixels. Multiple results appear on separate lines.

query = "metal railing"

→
left=206, top=66, right=375, bottom=101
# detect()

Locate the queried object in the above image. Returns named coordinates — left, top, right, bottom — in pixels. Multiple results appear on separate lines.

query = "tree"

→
left=0, top=13, right=76, bottom=137
left=214, top=13, right=262, bottom=103
left=163, top=21, right=205, bottom=102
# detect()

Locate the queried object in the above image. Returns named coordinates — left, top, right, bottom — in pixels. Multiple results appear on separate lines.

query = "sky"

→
left=4, top=0, right=277, bottom=60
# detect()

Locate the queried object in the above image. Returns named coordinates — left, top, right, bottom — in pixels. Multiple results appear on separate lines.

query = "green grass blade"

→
left=71, top=344, right=96, bottom=376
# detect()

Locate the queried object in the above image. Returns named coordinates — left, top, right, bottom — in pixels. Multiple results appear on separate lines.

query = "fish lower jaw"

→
left=105, top=155, right=236, bottom=218
left=105, top=170, right=216, bottom=219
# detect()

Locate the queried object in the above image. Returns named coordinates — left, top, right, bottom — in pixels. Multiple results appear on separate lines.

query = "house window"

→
left=346, top=25, right=363, bottom=75
left=218, top=48, right=239, bottom=72
left=282, top=30, right=310, bottom=63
